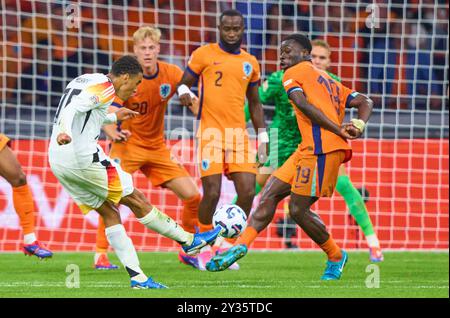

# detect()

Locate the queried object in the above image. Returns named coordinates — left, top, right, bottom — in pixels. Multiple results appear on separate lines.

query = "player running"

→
left=231, top=40, right=382, bottom=262
left=97, top=26, right=202, bottom=270
left=0, top=134, right=53, bottom=259
left=207, top=34, right=373, bottom=280
left=176, top=9, right=269, bottom=270
left=48, top=55, right=222, bottom=289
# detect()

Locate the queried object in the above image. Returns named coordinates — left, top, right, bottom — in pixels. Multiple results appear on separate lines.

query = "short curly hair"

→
left=284, top=33, right=312, bottom=53
left=110, top=55, right=143, bottom=76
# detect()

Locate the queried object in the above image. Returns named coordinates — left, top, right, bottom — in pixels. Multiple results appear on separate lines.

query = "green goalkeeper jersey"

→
left=244, top=70, right=341, bottom=168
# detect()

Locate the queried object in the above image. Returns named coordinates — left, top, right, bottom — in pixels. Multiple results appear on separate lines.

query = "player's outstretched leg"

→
left=0, top=142, right=52, bottom=259
left=288, top=194, right=348, bottom=280
left=94, top=216, right=119, bottom=270
left=162, top=177, right=202, bottom=268
left=207, top=177, right=291, bottom=272
left=119, top=189, right=222, bottom=256
left=96, top=200, right=166, bottom=289
left=335, top=166, right=383, bottom=262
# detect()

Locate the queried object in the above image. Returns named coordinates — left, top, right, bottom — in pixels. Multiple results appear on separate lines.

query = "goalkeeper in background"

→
left=234, top=39, right=383, bottom=262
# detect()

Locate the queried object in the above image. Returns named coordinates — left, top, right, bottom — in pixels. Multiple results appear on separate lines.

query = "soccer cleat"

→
left=178, top=251, right=200, bottom=269
left=182, top=226, right=223, bottom=256
left=23, top=241, right=53, bottom=259
left=206, top=244, right=248, bottom=272
left=215, top=248, right=240, bottom=270
left=94, top=253, right=119, bottom=270
left=321, top=250, right=348, bottom=281
left=369, top=247, right=384, bottom=262
left=196, top=249, right=213, bottom=271
left=131, top=277, right=168, bottom=289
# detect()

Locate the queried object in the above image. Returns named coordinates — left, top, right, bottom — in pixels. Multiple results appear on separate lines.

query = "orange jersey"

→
left=187, top=43, right=260, bottom=133
left=283, top=61, right=358, bottom=155
left=117, top=61, right=183, bottom=148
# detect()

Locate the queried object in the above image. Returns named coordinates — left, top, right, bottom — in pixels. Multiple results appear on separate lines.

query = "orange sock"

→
left=199, top=221, right=213, bottom=233
left=12, top=184, right=35, bottom=235
left=319, top=236, right=342, bottom=262
left=225, top=237, right=237, bottom=245
left=235, top=226, right=258, bottom=247
left=181, top=194, right=200, bottom=233
left=96, top=216, right=109, bottom=253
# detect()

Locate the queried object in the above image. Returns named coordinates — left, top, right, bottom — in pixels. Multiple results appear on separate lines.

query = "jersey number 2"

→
left=215, top=71, right=223, bottom=87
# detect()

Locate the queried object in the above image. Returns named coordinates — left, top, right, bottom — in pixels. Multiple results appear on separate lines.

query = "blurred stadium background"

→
left=0, top=0, right=448, bottom=252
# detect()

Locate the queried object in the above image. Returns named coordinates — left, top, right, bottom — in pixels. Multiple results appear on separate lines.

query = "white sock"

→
left=366, top=234, right=380, bottom=248
left=219, top=238, right=233, bottom=249
left=200, top=245, right=212, bottom=254
left=24, top=233, right=37, bottom=244
left=213, top=236, right=225, bottom=249
left=138, top=207, right=194, bottom=246
left=105, top=224, right=147, bottom=282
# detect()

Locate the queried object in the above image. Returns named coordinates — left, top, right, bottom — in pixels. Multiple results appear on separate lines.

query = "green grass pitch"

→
left=0, top=251, right=447, bottom=298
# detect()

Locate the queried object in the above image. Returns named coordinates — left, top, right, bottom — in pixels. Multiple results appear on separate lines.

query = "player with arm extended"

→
left=0, top=135, right=53, bottom=259
left=48, top=55, right=222, bottom=289
left=97, top=26, right=202, bottom=270
left=176, top=9, right=269, bottom=270
left=230, top=40, right=382, bottom=262
left=207, top=34, right=373, bottom=280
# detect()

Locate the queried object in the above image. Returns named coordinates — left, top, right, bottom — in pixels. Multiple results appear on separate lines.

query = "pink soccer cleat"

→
left=369, top=247, right=384, bottom=262
left=94, top=253, right=119, bottom=270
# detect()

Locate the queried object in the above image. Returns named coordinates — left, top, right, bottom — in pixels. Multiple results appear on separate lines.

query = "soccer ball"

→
left=212, top=204, right=248, bottom=238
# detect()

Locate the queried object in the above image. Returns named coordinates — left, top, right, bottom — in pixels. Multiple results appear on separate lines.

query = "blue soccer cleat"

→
left=182, top=226, right=223, bottom=256
left=23, top=241, right=53, bottom=259
left=131, top=277, right=168, bottom=289
left=206, top=244, right=248, bottom=272
left=321, top=250, right=348, bottom=281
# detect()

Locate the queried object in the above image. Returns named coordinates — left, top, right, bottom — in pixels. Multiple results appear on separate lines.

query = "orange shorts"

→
left=196, top=136, right=257, bottom=178
left=109, top=142, right=190, bottom=187
left=0, top=134, right=11, bottom=151
left=273, top=150, right=347, bottom=197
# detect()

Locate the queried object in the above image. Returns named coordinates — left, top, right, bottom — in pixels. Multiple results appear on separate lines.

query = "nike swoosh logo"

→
left=189, top=239, right=206, bottom=250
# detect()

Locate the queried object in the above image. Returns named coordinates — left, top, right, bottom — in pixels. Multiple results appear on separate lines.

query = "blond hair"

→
left=311, top=39, right=331, bottom=53
left=133, top=26, right=161, bottom=44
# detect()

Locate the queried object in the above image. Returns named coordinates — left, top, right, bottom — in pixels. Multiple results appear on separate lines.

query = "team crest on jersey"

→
left=201, top=159, right=210, bottom=171
left=160, top=84, right=171, bottom=99
left=243, top=62, right=252, bottom=77
left=90, top=95, right=100, bottom=104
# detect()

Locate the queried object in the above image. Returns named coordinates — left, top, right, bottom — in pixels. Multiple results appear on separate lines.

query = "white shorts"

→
left=50, top=153, right=134, bottom=214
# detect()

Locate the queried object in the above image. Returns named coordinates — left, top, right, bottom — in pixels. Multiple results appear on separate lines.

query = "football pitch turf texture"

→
left=0, top=251, right=447, bottom=298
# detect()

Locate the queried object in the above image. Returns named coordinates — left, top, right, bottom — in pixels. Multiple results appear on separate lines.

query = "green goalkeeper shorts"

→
left=260, top=131, right=298, bottom=170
